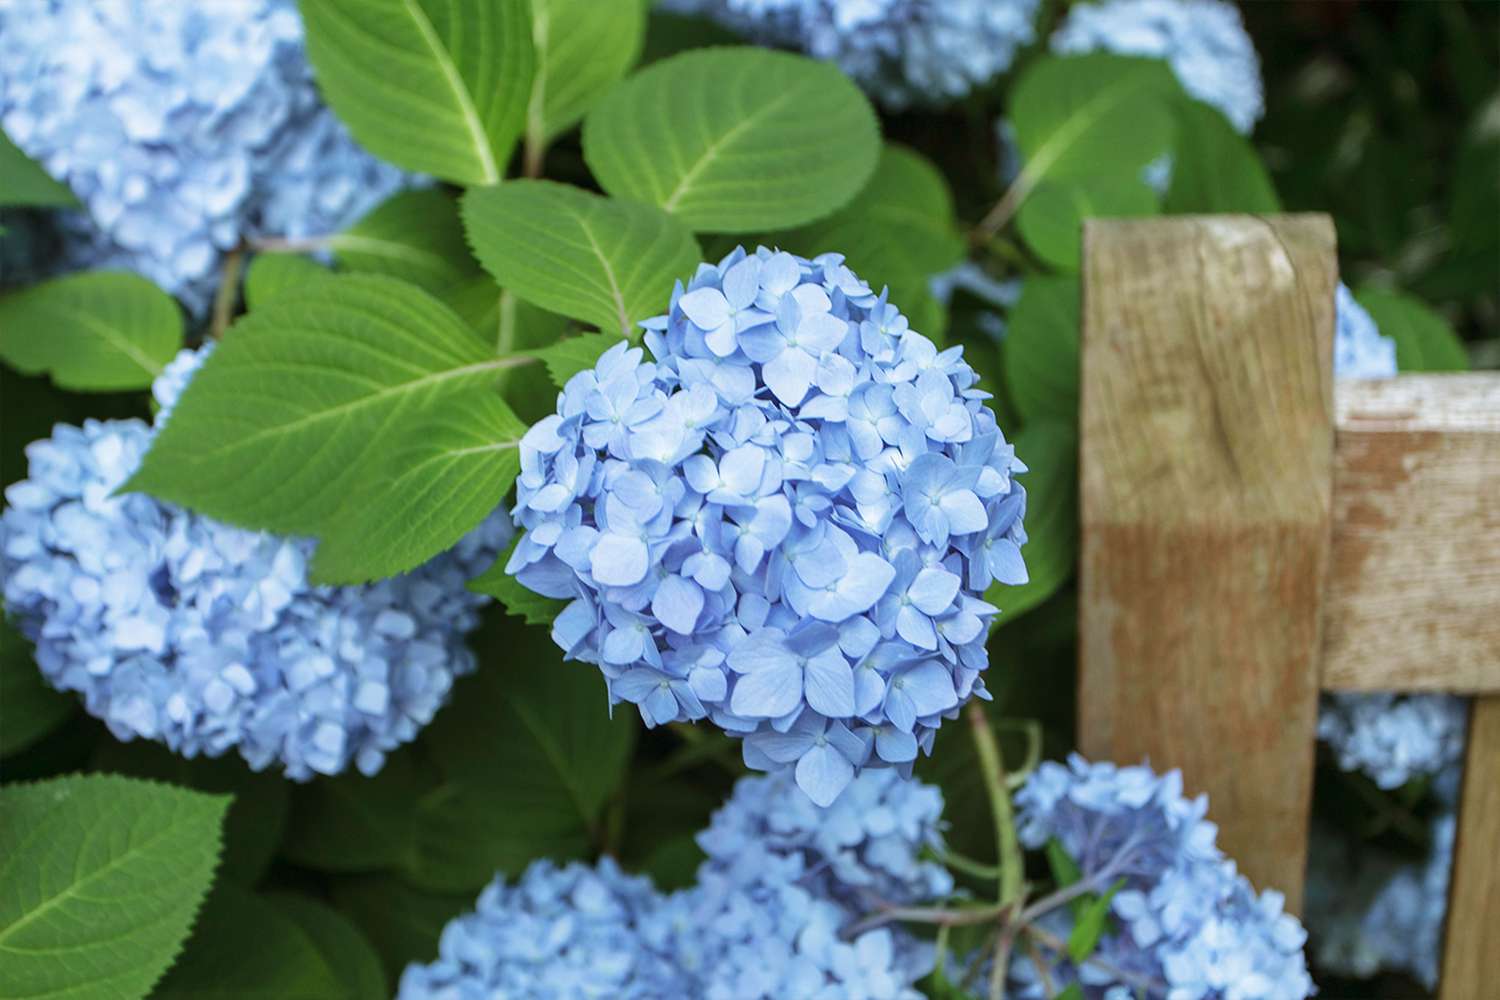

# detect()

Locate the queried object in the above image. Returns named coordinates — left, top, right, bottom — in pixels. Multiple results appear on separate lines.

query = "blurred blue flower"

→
left=399, top=768, right=951, bottom=1000
left=1050, top=0, right=1264, bottom=134
left=1008, top=755, right=1314, bottom=999
left=662, top=0, right=1041, bottom=108
left=0, top=0, right=411, bottom=315
left=1333, top=283, right=1398, bottom=380
left=509, top=246, right=1029, bottom=806
left=0, top=347, right=507, bottom=778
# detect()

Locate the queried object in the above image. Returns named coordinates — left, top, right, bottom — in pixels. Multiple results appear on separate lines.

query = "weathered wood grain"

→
left=1077, top=215, right=1336, bottom=912
left=1440, top=696, right=1500, bottom=999
left=1322, top=375, right=1500, bottom=693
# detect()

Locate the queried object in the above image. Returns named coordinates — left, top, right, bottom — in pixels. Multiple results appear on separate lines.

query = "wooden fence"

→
left=1076, top=215, right=1498, bottom=999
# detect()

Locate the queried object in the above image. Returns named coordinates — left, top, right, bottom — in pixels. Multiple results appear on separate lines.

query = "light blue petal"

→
left=590, top=533, right=649, bottom=587
left=939, top=488, right=987, bottom=536
left=651, top=575, right=704, bottom=635
left=679, top=286, right=731, bottom=330
left=763, top=346, right=816, bottom=407
left=908, top=566, right=961, bottom=616
left=796, top=743, right=855, bottom=807
left=729, top=661, right=802, bottom=718
left=903, top=661, right=959, bottom=717
left=803, top=648, right=855, bottom=718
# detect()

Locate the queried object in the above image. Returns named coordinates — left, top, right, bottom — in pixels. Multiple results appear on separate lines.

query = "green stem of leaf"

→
left=971, top=171, right=1033, bottom=247
left=211, top=246, right=245, bottom=339
left=967, top=704, right=1025, bottom=908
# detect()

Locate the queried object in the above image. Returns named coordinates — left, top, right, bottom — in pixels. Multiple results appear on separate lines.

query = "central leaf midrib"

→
left=400, top=0, right=498, bottom=184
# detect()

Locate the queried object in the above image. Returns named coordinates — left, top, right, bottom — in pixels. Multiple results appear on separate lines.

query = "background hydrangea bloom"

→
left=1008, top=755, right=1314, bottom=999
left=508, top=246, right=1029, bottom=806
left=399, top=768, right=949, bottom=999
left=0, top=0, right=410, bottom=315
left=0, top=348, right=507, bottom=778
left=1050, top=0, right=1264, bottom=134
left=662, top=0, right=1041, bottom=107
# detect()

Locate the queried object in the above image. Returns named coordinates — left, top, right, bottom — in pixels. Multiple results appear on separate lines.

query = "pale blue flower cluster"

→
left=1050, top=0, right=1264, bottom=134
left=1305, top=769, right=1461, bottom=989
left=1317, top=691, right=1468, bottom=791
left=1333, top=283, right=1398, bottom=380
left=508, top=246, right=1029, bottom=806
left=0, top=348, right=507, bottom=778
left=1009, top=756, right=1314, bottom=999
left=399, top=768, right=950, bottom=999
left=662, top=0, right=1040, bottom=107
left=0, top=0, right=409, bottom=314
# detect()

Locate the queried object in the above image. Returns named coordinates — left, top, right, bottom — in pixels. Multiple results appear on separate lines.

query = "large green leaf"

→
left=582, top=47, right=880, bottom=232
left=0, top=130, right=76, bottom=208
left=524, top=0, right=646, bottom=148
left=331, top=188, right=480, bottom=294
left=0, top=620, right=73, bottom=757
left=311, top=389, right=527, bottom=584
left=778, top=144, right=965, bottom=289
left=989, top=420, right=1078, bottom=625
left=243, top=253, right=327, bottom=311
left=0, top=271, right=181, bottom=391
left=0, top=775, right=226, bottom=1000
left=1003, top=277, right=1080, bottom=426
left=1355, top=288, right=1470, bottom=372
left=1164, top=100, right=1280, bottom=214
left=299, top=0, right=534, bottom=185
left=526, top=330, right=628, bottom=388
left=463, top=181, right=699, bottom=336
left=331, top=876, right=472, bottom=985
left=152, top=886, right=345, bottom=999
left=126, top=274, right=521, bottom=536
left=1017, top=177, right=1158, bottom=272
left=1009, top=54, right=1179, bottom=209
left=406, top=623, right=638, bottom=891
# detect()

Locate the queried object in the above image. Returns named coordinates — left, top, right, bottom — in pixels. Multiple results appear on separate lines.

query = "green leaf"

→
left=406, top=623, right=638, bottom=891
left=582, top=47, right=880, bottom=232
left=468, top=537, right=569, bottom=626
left=1044, top=837, right=1082, bottom=891
left=1355, top=288, right=1470, bottom=372
left=0, top=619, right=74, bottom=757
left=778, top=143, right=965, bottom=288
left=243, top=253, right=327, bottom=311
left=90, top=739, right=289, bottom=887
left=281, top=748, right=426, bottom=874
left=0, top=129, right=76, bottom=208
left=527, top=330, right=628, bottom=388
left=1056, top=985, right=1086, bottom=1000
left=1009, top=54, right=1179, bottom=208
left=0, top=271, right=181, bottom=391
left=299, top=0, right=534, bottom=185
left=1067, top=877, right=1126, bottom=963
left=1002, top=277, right=1080, bottom=426
left=524, top=0, right=646, bottom=146
left=331, top=188, right=479, bottom=294
left=1017, top=177, right=1158, bottom=272
left=125, top=274, right=514, bottom=536
left=463, top=181, right=699, bottom=336
left=330, top=876, right=471, bottom=985
left=0, top=775, right=227, bottom=1000
left=310, top=389, right=527, bottom=584
left=441, top=280, right=574, bottom=420
left=152, top=886, right=345, bottom=999
left=1164, top=100, right=1280, bottom=214
left=989, top=420, right=1078, bottom=625
left=269, top=893, right=388, bottom=1000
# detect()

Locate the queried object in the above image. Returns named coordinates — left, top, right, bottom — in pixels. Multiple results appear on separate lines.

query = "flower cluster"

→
left=1009, top=756, right=1314, bottom=999
left=663, top=0, right=1040, bottom=108
left=399, top=768, right=950, bottom=999
left=1304, top=769, right=1461, bottom=989
left=1317, top=691, right=1468, bottom=791
left=0, top=348, right=507, bottom=778
left=508, top=246, right=1029, bottom=805
left=1332, top=283, right=1398, bottom=380
left=1050, top=0, right=1264, bottom=134
left=0, top=0, right=409, bottom=314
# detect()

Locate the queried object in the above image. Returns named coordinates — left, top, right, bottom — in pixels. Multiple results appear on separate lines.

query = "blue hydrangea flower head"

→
left=1304, top=769, right=1460, bottom=990
left=399, top=768, right=950, bottom=999
left=0, top=0, right=411, bottom=315
left=663, top=0, right=1041, bottom=107
left=1332, top=283, right=1398, bottom=379
left=1050, top=0, right=1264, bottom=134
left=0, top=347, right=509, bottom=778
left=508, top=245, right=1030, bottom=806
left=1317, top=691, right=1467, bottom=791
left=1009, top=755, right=1314, bottom=999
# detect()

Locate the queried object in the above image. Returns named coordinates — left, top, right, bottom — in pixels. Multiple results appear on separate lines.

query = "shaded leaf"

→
left=468, top=536, right=569, bottom=626
left=0, top=129, right=76, bottom=208
left=527, top=330, right=628, bottom=387
left=989, top=420, right=1078, bottom=625
left=583, top=47, right=880, bottom=232
left=1356, top=287, right=1470, bottom=372
left=269, top=893, right=388, bottom=1000
left=1164, top=100, right=1280, bottom=214
left=0, top=271, right=181, bottom=391
left=1003, top=277, right=1080, bottom=426
left=0, top=619, right=73, bottom=757
left=525, top=0, right=646, bottom=145
left=281, top=748, right=426, bottom=874
left=1017, top=177, right=1158, bottom=272
left=331, top=188, right=479, bottom=294
left=331, top=875, right=471, bottom=985
left=244, top=253, right=327, bottom=311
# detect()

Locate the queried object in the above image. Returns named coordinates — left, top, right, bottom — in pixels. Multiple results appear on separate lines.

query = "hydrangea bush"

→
left=0, top=0, right=1481, bottom=997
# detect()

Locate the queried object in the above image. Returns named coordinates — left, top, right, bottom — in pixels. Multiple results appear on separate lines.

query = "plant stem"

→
left=928, top=846, right=1004, bottom=882
left=210, top=246, right=244, bottom=339
left=967, top=703, right=1025, bottom=907
left=1025, top=923, right=1168, bottom=997
left=249, top=235, right=327, bottom=254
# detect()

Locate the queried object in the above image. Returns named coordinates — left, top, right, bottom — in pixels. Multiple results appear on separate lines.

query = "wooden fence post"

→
left=1077, top=215, right=1336, bottom=912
